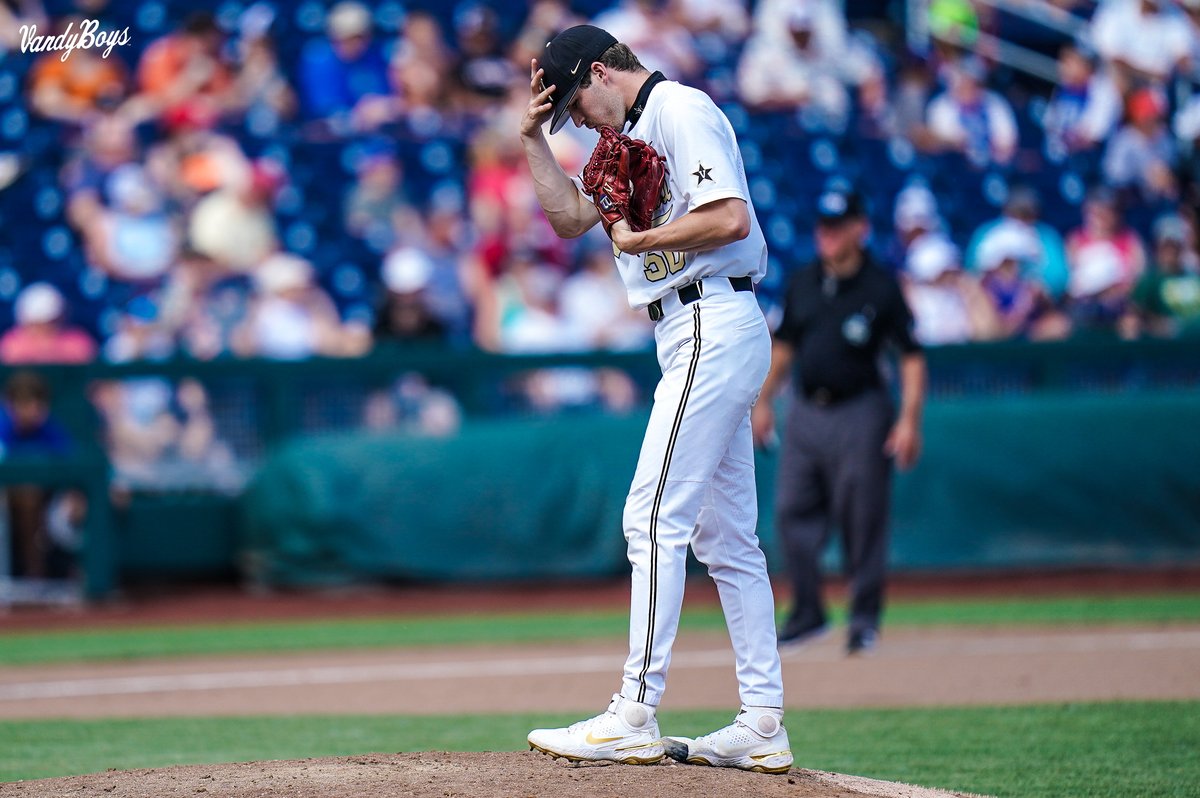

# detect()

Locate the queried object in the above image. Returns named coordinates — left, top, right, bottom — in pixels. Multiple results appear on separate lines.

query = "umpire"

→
left=752, top=186, right=927, bottom=655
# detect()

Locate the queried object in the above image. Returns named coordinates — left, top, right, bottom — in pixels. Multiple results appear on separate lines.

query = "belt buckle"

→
left=648, top=300, right=663, bottom=322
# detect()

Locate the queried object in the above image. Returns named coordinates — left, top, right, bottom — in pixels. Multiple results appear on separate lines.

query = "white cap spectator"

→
left=327, top=1, right=371, bottom=39
left=15, top=283, right=65, bottom=325
left=978, top=222, right=1041, bottom=272
left=907, top=234, right=961, bottom=282
left=894, top=184, right=942, bottom=235
left=255, top=253, right=313, bottom=294
left=383, top=247, right=434, bottom=294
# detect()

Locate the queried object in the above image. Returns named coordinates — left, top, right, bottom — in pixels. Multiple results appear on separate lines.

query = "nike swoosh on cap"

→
left=569, top=59, right=582, bottom=75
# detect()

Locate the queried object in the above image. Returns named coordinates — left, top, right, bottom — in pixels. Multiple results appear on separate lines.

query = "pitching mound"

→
left=0, top=752, right=982, bottom=798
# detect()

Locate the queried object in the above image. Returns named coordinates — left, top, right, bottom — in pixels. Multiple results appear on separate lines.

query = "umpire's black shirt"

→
left=775, top=253, right=921, bottom=402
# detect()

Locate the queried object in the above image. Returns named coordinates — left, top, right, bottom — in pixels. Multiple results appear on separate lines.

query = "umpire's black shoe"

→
left=846, top=628, right=878, bottom=656
left=777, top=621, right=830, bottom=651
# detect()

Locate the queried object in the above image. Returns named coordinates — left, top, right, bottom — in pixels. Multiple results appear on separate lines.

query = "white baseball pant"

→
left=619, top=283, right=784, bottom=709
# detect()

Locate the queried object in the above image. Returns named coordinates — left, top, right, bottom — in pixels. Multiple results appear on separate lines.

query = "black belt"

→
left=802, top=385, right=877, bottom=407
left=647, top=276, right=753, bottom=321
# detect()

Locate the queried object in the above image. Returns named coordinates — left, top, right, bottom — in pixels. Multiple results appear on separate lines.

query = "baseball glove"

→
left=581, top=126, right=667, bottom=234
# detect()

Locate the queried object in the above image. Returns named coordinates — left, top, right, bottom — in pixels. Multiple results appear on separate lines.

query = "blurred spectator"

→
left=374, top=247, right=449, bottom=343
left=0, top=283, right=97, bottom=365
left=975, top=223, right=1071, bottom=340
left=137, top=12, right=236, bottom=121
left=468, top=127, right=564, bottom=277
left=475, top=251, right=577, bottom=354
left=1184, top=0, right=1200, bottom=76
left=671, top=0, right=749, bottom=50
left=890, top=56, right=940, bottom=149
left=902, top=234, right=999, bottom=345
left=1127, top=214, right=1200, bottom=337
left=144, top=111, right=251, bottom=208
left=512, top=1, right=584, bottom=67
left=416, top=200, right=477, bottom=342
left=1064, top=188, right=1147, bottom=333
left=1041, top=44, right=1121, bottom=159
left=102, top=294, right=175, bottom=362
left=229, top=3, right=298, bottom=131
left=343, top=150, right=421, bottom=253
left=1102, top=87, right=1178, bottom=201
left=233, top=253, right=370, bottom=359
left=62, top=114, right=140, bottom=233
left=475, top=252, right=631, bottom=411
left=927, top=0, right=979, bottom=52
left=189, top=157, right=283, bottom=271
left=966, top=186, right=1070, bottom=299
left=373, top=11, right=455, bottom=129
left=925, top=57, right=1018, bottom=167
left=28, top=18, right=129, bottom=125
left=0, top=372, right=71, bottom=458
left=90, top=378, right=241, bottom=492
left=452, top=3, right=520, bottom=111
left=0, top=372, right=80, bottom=582
left=0, top=0, right=47, bottom=53
left=593, top=0, right=702, bottom=82
left=298, top=1, right=389, bottom=127
left=560, top=243, right=654, bottom=351
left=362, top=373, right=462, bottom=435
left=157, top=250, right=251, bottom=359
left=1177, top=96, right=1200, bottom=206
left=737, top=0, right=881, bottom=129
left=90, top=163, right=179, bottom=284
left=887, top=183, right=944, bottom=272
left=1088, top=0, right=1190, bottom=92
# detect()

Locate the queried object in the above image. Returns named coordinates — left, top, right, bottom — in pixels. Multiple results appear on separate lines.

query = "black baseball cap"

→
left=815, top=187, right=867, bottom=224
left=541, top=25, right=617, bottom=134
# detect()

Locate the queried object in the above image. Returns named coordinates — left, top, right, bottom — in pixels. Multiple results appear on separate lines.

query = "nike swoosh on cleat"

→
left=584, top=731, right=626, bottom=745
left=750, top=751, right=792, bottom=761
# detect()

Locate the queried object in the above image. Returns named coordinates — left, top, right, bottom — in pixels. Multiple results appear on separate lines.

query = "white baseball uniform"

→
left=578, top=77, right=784, bottom=710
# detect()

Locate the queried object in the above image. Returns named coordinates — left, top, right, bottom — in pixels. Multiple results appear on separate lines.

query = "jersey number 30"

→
left=643, top=250, right=685, bottom=282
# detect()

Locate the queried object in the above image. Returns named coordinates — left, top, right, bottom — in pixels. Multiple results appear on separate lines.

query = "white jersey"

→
left=576, top=79, right=767, bottom=309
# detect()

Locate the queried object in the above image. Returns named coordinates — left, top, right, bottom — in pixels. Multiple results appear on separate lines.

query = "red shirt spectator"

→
left=0, top=284, right=97, bottom=365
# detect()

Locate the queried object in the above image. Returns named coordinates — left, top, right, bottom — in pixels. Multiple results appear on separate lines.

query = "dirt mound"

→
left=0, top=752, right=982, bottom=798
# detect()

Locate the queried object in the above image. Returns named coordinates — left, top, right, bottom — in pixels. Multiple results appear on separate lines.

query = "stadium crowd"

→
left=1, top=0, right=1199, bottom=369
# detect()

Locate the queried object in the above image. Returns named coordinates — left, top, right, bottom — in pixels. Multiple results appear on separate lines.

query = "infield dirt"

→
left=0, top=752, right=983, bottom=798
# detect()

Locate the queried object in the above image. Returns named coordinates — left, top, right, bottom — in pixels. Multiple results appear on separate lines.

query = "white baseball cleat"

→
left=528, top=693, right=665, bottom=765
left=662, top=707, right=793, bottom=774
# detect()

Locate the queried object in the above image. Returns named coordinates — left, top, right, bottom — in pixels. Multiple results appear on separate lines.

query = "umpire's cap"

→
left=816, top=186, right=867, bottom=224
left=541, top=25, right=617, bottom=134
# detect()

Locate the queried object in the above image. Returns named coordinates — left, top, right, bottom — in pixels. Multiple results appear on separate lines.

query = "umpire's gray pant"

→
left=775, top=387, right=895, bottom=637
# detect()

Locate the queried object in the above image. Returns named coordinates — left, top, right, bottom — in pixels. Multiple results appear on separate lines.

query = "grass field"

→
left=3, top=592, right=1199, bottom=666
left=3, top=593, right=1198, bottom=796
left=2, top=702, right=1197, bottom=797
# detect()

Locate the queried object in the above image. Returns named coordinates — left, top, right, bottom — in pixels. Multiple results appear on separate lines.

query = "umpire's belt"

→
left=647, top=276, right=753, bottom=322
left=802, top=384, right=873, bottom=407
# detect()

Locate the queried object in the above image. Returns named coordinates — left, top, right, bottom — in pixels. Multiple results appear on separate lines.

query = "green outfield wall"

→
left=1, top=339, right=1198, bottom=596
left=241, top=389, right=1200, bottom=588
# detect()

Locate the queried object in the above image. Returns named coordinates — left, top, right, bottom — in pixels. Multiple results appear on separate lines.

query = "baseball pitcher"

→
left=518, top=24, right=791, bottom=774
